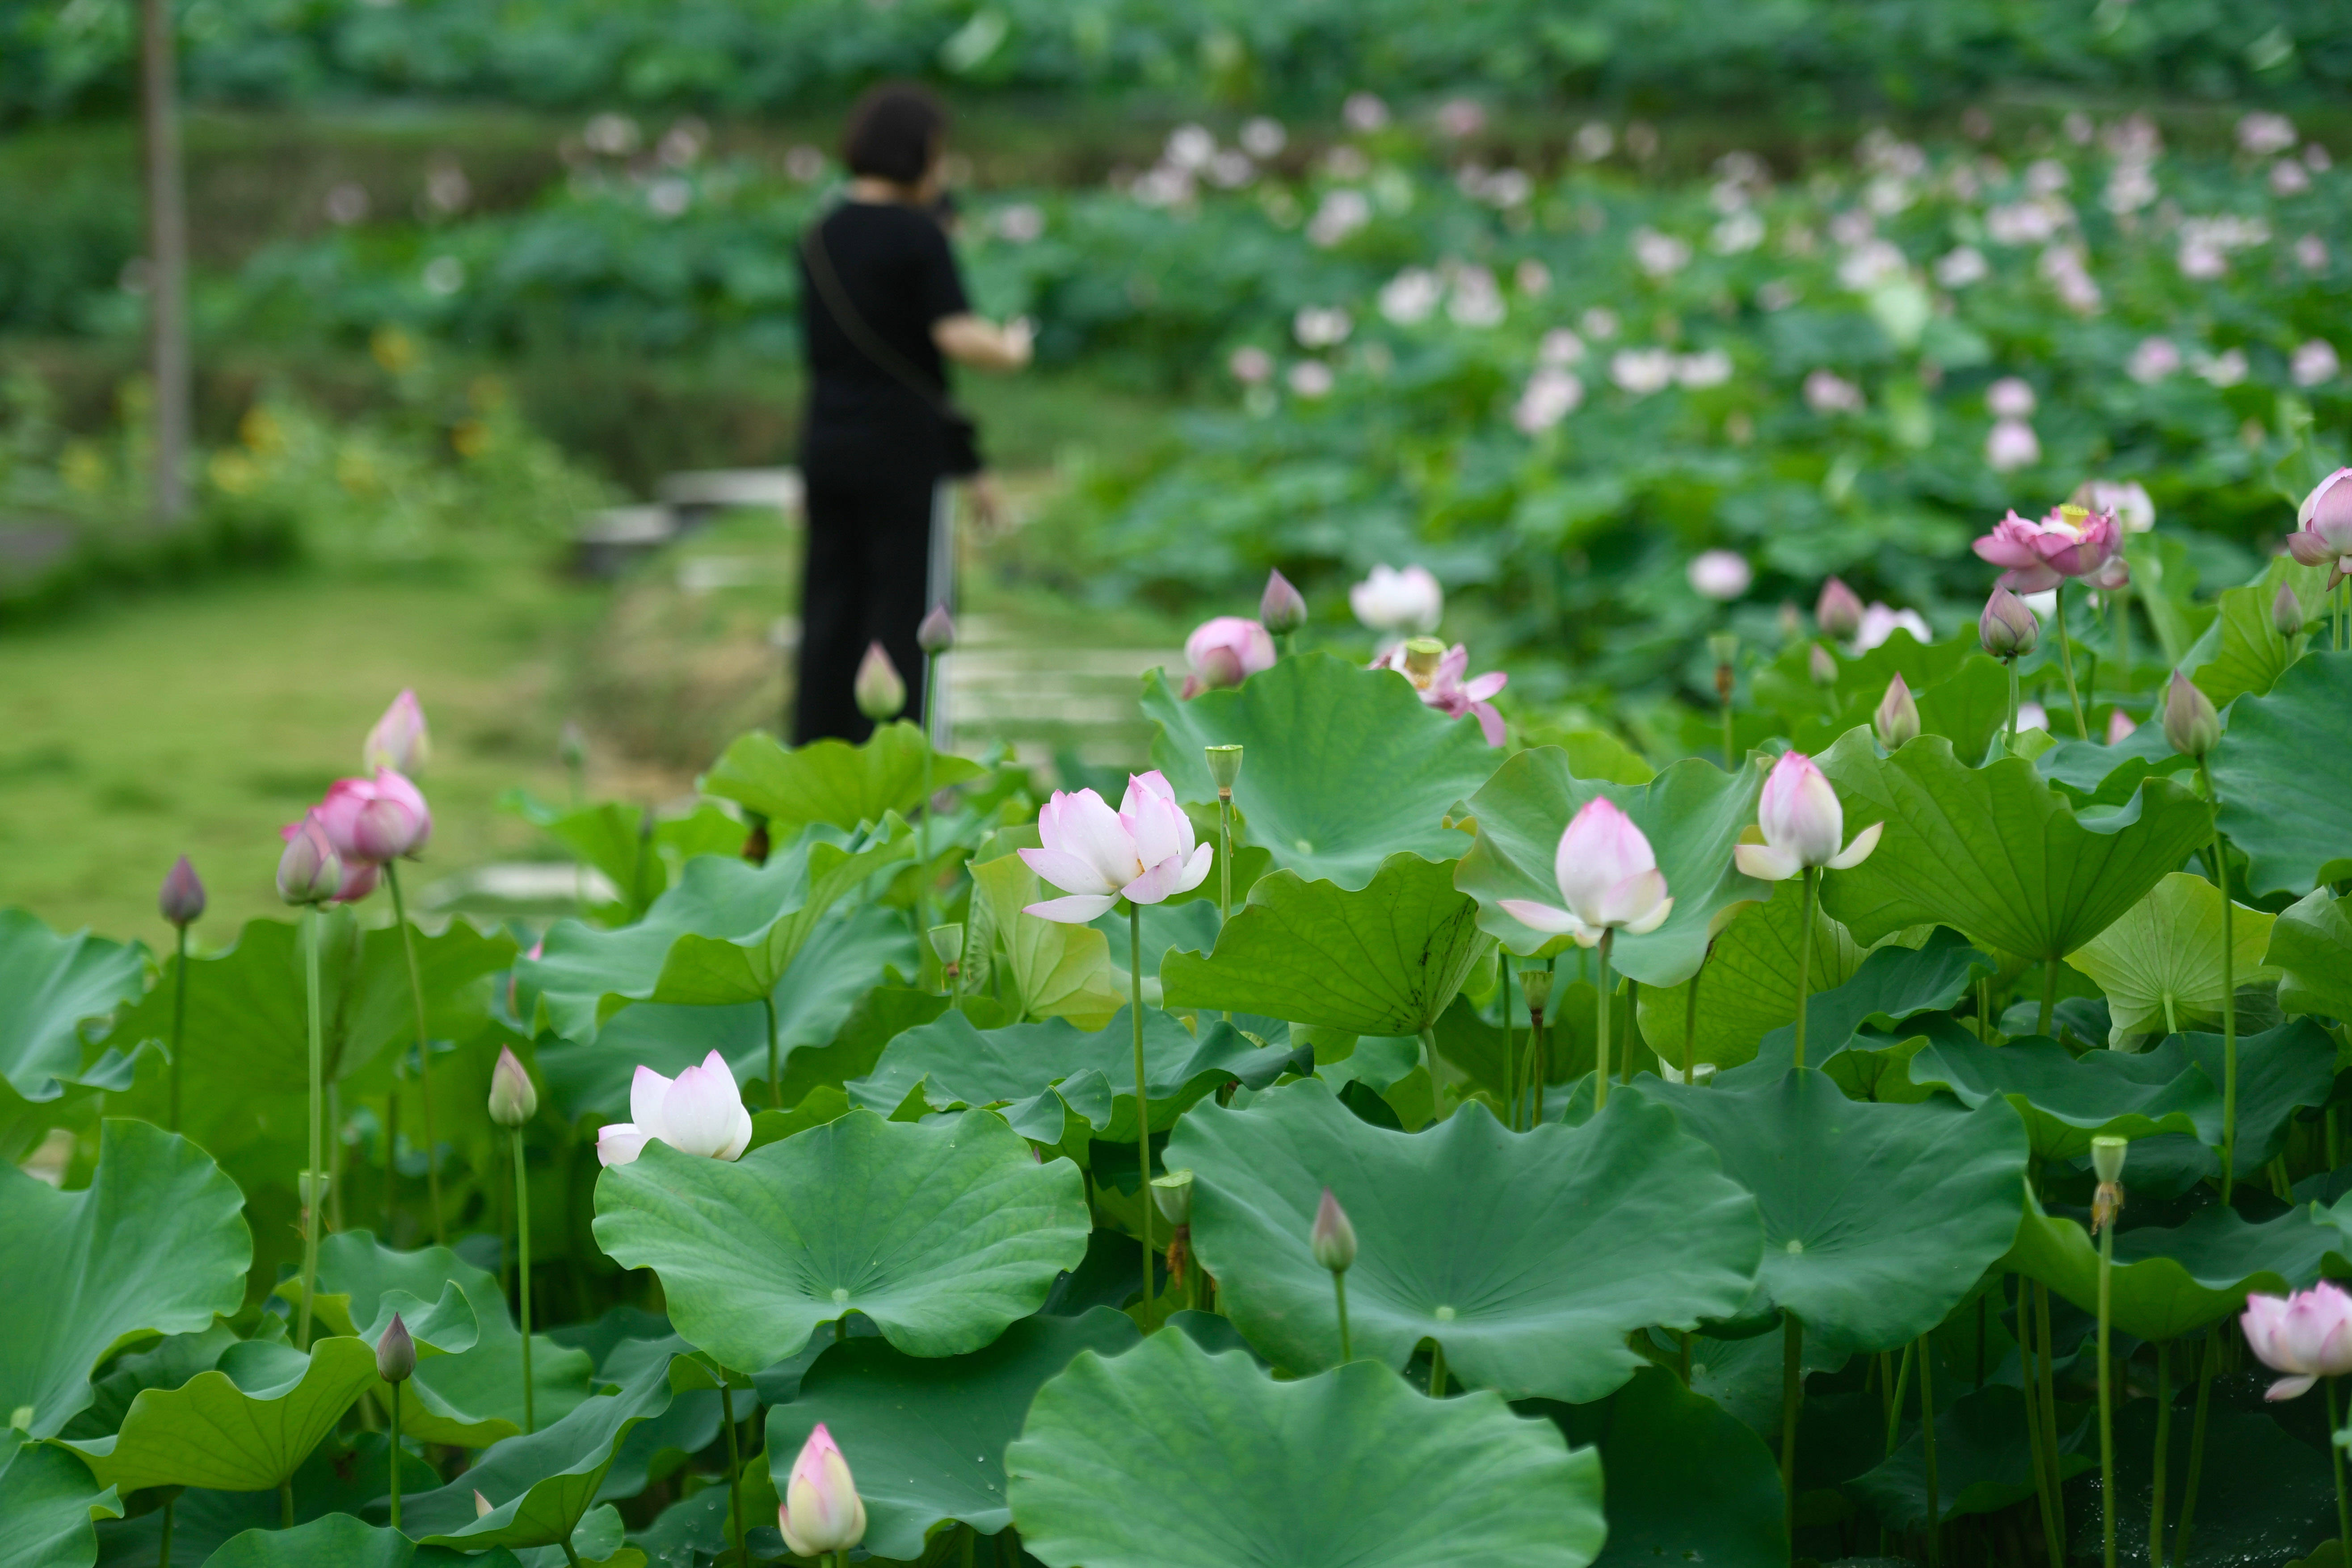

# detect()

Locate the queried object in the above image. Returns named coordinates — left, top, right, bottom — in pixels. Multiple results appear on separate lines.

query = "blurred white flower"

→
left=2307, top=144, right=2335, bottom=173
left=2292, top=341, right=2340, bottom=387
left=1228, top=346, right=1274, bottom=385
left=1307, top=189, right=1372, bottom=248
left=2063, top=111, right=2094, bottom=146
left=2103, top=163, right=2159, bottom=214
left=993, top=202, right=1045, bottom=243
left=646, top=177, right=692, bottom=218
left=1837, top=240, right=1907, bottom=290
left=1240, top=117, right=1287, bottom=159
left=583, top=113, right=641, bottom=156
left=425, top=164, right=471, bottom=215
left=1710, top=211, right=1766, bottom=254
left=657, top=119, right=707, bottom=168
left=1350, top=563, right=1443, bottom=633
left=1987, top=377, right=2036, bottom=418
left=2016, top=699, right=2051, bottom=732
left=785, top=144, right=827, bottom=182
left=1574, top=122, right=1616, bottom=161
left=1514, top=259, right=1553, bottom=297
left=1855, top=603, right=1932, bottom=651
left=2196, top=349, right=2248, bottom=387
left=1986, top=417, right=2041, bottom=472
left=1287, top=361, right=1335, bottom=399
left=1437, top=98, right=1486, bottom=139
left=1342, top=92, right=1390, bottom=133
left=2238, top=112, right=2297, bottom=157
left=2272, top=160, right=2313, bottom=198
left=1829, top=209, right=1875, bottom=247
left=1935, top=246, right=1989, bottom=288
left=1165, top=124, right=1215, bottom=171
left=1804, top=369, right=1864, bottom=415
left=1132, top=166, right=1194, bottom=208
left=1581, top=306, right=1621, bottom=341
left=2040, top=246, right=2103, bottom=313
left=1448, top=267, right=1506, bottom=328
left=1985, top=200, right=2063, bottom=246
left=1480, top=168, right=1532, bottom=209
left=1379, top=268, right=1441, bottom=324
left=1687, top=550, right=1753, bottom=601
left=1756, top=279, right=1802, bottom=312
left=1512, top=369, right=1584, bottom=433
left=1610, top=348, right=1675, bottom=396
left=325, top=182, right=370, bottom=225
left=1207, top=150, right=1255, bottom=189
left=1292, top=306, right=1353, bottom=349
left=2297, top=235, right=2332, bottom=273
left=2127, top=337, right=2182, bottom=383
left=1633, top=228, right=1693, bottom=278
left=1675, top=349, right=1733, bottom=389
left=421, top=256, right=465, bottom=296
left=1538, top=328, right=1586, bottom=367
left=2025, top=158, right=2071, bottom=196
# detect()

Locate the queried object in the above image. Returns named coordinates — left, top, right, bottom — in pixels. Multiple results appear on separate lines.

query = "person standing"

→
left=794, top=82, right=1031, bottom=743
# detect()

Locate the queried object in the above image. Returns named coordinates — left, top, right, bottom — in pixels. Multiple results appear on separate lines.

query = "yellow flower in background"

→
left=240, top=406, right=286, bottom=455
left=370, top=326, right=418, bottom=374
left=60, top=441, right=106, bottom=494
left=450, top=419, right=490, bottom=458
left=336, top=447, right=381, bottom=495
left=208, top=450, right=261, bottom=495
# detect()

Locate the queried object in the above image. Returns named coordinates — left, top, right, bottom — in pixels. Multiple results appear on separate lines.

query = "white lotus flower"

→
left=597, top=1050, right=753, bottom=1167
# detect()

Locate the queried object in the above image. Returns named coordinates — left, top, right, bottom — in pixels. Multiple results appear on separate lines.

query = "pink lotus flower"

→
left=1734, top=752, right=1882, bottom=881
left=1369, top=639, right=1508, bottom=745
left=1985, top=418, right=2041, bottom=473
left=1853, top=603, right=1931, bottom=652
left=1971, top=506, right=2121, bottom=593
left=1348, top=563, right=1443, bottom=636
left=1687, top=550, right=1753, bottom=601
left=1497, top=797, right=1673, bottom=946
left=364, top=690, right=430, bottom=776
left=595, top=1050, right=753, bottom=1167
left=1020, top=771, right=1211, bottom=924
left=2105, top=708, right=2137, bottom=745
left=312, top=769, right=432, bottom=864
left=1180, top=616, right=1276, bottom=698
left=778, top=1424, right=867, bottom=1557
left=276, top=812, right=345, bottom=907
left=2242, top=1283, right=2352, bottom=1401
left=2288, top=468, right=2352, bottom=583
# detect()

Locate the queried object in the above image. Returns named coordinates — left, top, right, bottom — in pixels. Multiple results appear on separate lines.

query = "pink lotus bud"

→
left=1808, top=643, right=1839, bottom=686
left=1978, top=586, right=2040, bottom=657
left=1259, top=569, right=1308, bottom=634
left=2242, top=1282, right=2352, bottom=1401
left=1310, top=1187, right=1357, bottom=1273
left=778, top=1424, right=867, bottom=1557
left=363, top=690, right=430, bottom=776
left=488, top=1046, right=537, bottom=1127
left=276, top=814, right=344, bottom=906
left=2105, top=708, right=2137, bottom=745
left=376, top=1312, right=416, bottom=1384
left=2162, top=671, right=2220, bottom=759
left=350, top=769, right=432, bottom=862
left=474, top=1490, right=493, bottom=1519
left=916, top=604, right=956, bottom=654
left=159, top=856, right=206, bottom=928
left=1735, top=752, right=1883, bottom=881
left=1814, top=578, right=1864, bottom=640
left=1874, top=674, right=1920, bottom=749
left=2273, top=582, right=2306, bottom=639
left=1687, top=549, right=1753, bottom=601
left=1495, top=796, right=1674, bottom=943
left=1182, top=616, right=1276, bottom=694
left=853, top=642, right=906, bottom=721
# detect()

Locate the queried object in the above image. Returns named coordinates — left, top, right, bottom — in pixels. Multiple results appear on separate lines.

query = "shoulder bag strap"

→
left=801, top=215, right=960, bottom=418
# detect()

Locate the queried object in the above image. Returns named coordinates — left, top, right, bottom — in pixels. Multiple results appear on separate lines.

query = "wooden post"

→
left=140, top=0, right=191, bottom=525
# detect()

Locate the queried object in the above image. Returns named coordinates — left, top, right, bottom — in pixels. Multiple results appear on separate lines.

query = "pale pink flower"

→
left=1497, top=798, right=1673, bottom=946
left=1228, top=346, right=1273, bottom=384
left=1349, top=563, right=1443, bottom=635
left=2288, top=467, right=2352, bottom=580
left=1733, top=752, right=1882, bottom=881
left=1513, top=368, right=1584, bottom=433
left=1804, top=369, right=1864, bottom=415
left=2127, top=337, right=2182, bottom=384
left=595, top=1051, right=753, bottom=1167
left=1971, top=507, right=2121, bottom=593
left=1853, top=603, right=1931, bottom=652
left=2106, top=709, right=2137, bottom=745
left=1369, top=641, right=1508, bottom=746
left=1986, top=418, right=2042, bottom=473
left=2292, top=341, right=2340, bottom=388
left=1687, top=550, right=1753, bottom=601
left=2242, top=1284, right=2352, bottom=1401
left=778, top=1424, right=867, bottom=1556
left=1180, top=617, right=1276, bottom=698
left=311, top=768, right=432, bottom=864
left=364, top=689, right=429, bottom=775
left=1986, top=378, right=2036, bottom=419
left=1019, top=772, right=1211, bottom=924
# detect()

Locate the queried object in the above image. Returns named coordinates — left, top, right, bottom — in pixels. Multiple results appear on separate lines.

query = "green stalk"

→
left=2331, top=1377, right=2352, bottom=1568
left=385, top=864, right=445, bottom=1245
left=1333, top=1272, right=1351, bottom=1362
left=1920, top=1334, right=1942, bottom=1568
left=168, top=924, right=187, bottom=1132
left=2176, top=1325, right=2217, bottom=1556
left=2150, top=1341, right=2170, bottom=1568
left=1525, top=1005, right=1547, bottom=1129
left=1622, top=978, right=1639, bottom=1086
left=1594, top=931, right=1613, bottom=1109
left=2016, top=1278, right=2063, bottom=1568
left=1429, top=1341, right=1447, bottom=1399
left=1780, top=1314, right=1804, bottom=1543
left=2007, top=657, right=2021, bottom=751
left=387, top=1383, right=402, bottom=1530
left=158, top=1496, right=173, bottom=1568
left=1883, top=1342, right=1913, bottom=1456
left=1129, top=903, right=1152, bottom=1309
left=1792, top=867, right=1818, bottom=1070
left=918, top=718, right=935, bottom=934
left=1216, top=789, right=1233, bottom=1026
left=298, top=908, right=323, bottom=1351
left=279, top=1477, right=293, bottom=1529
left=2200, top=766, right=2238, bottom=1203
left=2113, top=581, right=2132, bottom=697
left=763, top=994, right=781, bottom=1110
left=720, top=1380, right=747, bottom=1568
left=1684, top=953, right=1702, bottom=1083
left=1500, top=963, right=1515, bottom=1131
left=2039, top=962, right=2058, bottom=1038
left=2100, top=1216, right=2116, bottom=1568
left=2036, top=1283, right=2066, bottom=1551
left=512, top=1125, right=534, bottom=1433
left=560, top=1539, right=584, bottom=1568
left=2054, top=581, right=2091, bottom=739
left=1721, top=698, right=1735, bottom=772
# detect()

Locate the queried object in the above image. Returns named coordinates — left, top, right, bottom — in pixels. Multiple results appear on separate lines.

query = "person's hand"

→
left=1001, top=316, right=1035, bottom=370
left=968, top=472, right=1007, bottom=534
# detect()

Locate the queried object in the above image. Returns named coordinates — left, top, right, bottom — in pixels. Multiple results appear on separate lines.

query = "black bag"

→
left=801, top=217, right=982, bottom=476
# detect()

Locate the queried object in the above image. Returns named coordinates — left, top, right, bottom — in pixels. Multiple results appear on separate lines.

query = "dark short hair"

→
left=843, top=83, right=947, bottom=185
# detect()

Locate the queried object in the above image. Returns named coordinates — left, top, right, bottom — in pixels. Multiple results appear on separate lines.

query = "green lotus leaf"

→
left=702, top=722, right=984, bottom=837
left=518, top=824, right=913, bottom=1043
left=1005, top=1328, right=1606, bottom=1568
left=0, top=1120, right=249, bottom=1438
left=2034, top=718, right=2196, bottom=807
left=2003, top=1187, right=2335, bottom=1341
left=968, top=852, right=1123, bottom=1027
left=1783, top=652, right=2011, bottom=765
left=2209, top=651, right=2352, bottom=897
left=2101, top=1403, right=2336, bottom=1564
left=766, top=1307, right=1140, bottom=1559
left=54, top=1335, right=380, bottom=1493
left=0, top=1440, right=119, bottom=1568
left=2168, top=1019, right=2340, bottom=1177
left=1170, top=1078, right=1760, bottom=1400
left=1455, top=745, right=1767, bottom=984
left=1633, top=880, right=1859, bottom=1074
left=2065, top=872, right=2280, bottom=1041
left=503, top=793, right=747, bottom=919
left=851, top=1008, right=1291, bottom=1144
left=211, top=1514, right=521, bottom=1568
left=1639, top=1071, right=2029, bottom=1356
left=2269, top=888, right=2352, bottom=1021
left=1539, top=1366, right=1788, bottom=1567
left=1142, top=652, right=1500, bottom=891
left=1848, top=1383, right=2091, bottom=1530
left=1813, top=729, right=2213, bottom=960
left=593, top=1109, right=1090, bottom=1373
left=1753, top=627, right=1978, bottom=734
left=2184, top=555, right=2333, bottom=709
left=1158, top=852, right=1489, bottom=1037
left=1713, top=929, right=1999, bottom=1084
left=0, top=909, right=146, bottom=1101
left=1905, top=1032, right=2220, bottom=1161
left=84, top=1431, right=440, bottom=1562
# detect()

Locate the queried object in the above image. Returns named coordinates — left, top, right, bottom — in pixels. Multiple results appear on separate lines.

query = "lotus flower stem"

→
left=1333, top=1272, right=1351, bottom=1362
left=918, top=731, right=936, bottom=934
left=2175, top=1324, right=2217, bottom=1555
left=512, top=1125, right=535, bottom=1433
left=387, top=1383, right=402, bottom=1530
left=2150, top=1341, right=2169, bottom=1568
left=2006, top=657, right=2021, bottom=752
left=1500, top=963, right=1515, bottom=1131
left=1621, top=979, right=1639, bottom=1086
left=1791, top=868, right=1818, bottom=1070
left=1780, top=1314, right=1803, bottom=1542
left=385, top=864, right=446, bottom=1246
left=1919, top=1335, right=1941, bottom=1568
left=2038, top=963, right=2058, bottom=1038
left=719, top=1380, right=747, bottom=1568
left=2036, top=1283, right=2066, bottom=1549
left=1594, top=932, right=1613, bottom=1110
left=2329, top=1377, right=2352, bottom=1564
left=168, top=924, right=188, bottom=1133
left=1881, top=1342, right=1912, bottom=1456
left=2099, top=1219, right=2116, bottom=1568
left=1527, top=996, right=1548, bottom=1128
left=559, top=1543, right=584, bottom=1568
left=1428, top=1342, right=1447, bottom=1398
left=2198, top=769, right=2238, bottom=1203
left=1217, top=795, right=1233, bottom=930
left=764, top=994, right=782, bottom=1110
left=158, top=1496, right=173, bottom=1568
left=1683, top=959, right=1701, bottom=1084
left=298, top=907, right=324, bottom=1352
left=2053, top=583, right=2091, bottom=739
left=1129, top=903, right=1153, bottom=1307
left=279, top=1476, right=293, bottom=1529
left=2015, top=1279, right=2063, bottom=1568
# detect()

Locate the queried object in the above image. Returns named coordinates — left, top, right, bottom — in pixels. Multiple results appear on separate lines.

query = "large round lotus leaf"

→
left=2269, top=888, right=2352, bottom=1021
left=1170, top=1078, right=1761, bottom=1400
left=703, top=723, right=985, bottom=837
left=2064, top=872, right=2280, bottom=1041
left=0, top=1441, right=119, bottom=1568
left=766, top=1307, right=1140, bottom=1558
left=84, top=1432, right=441, bottom=1564
left=851, top=1008, right=1289, bottom=1144
left=2004, top=1188, right=2336, bottom=1341
left=2185, top=556, right=2334, bottom=709
left=1158, top=853, right=1490, bottom=1036
left=2171, top=1019, right=2339, bottom=1178
left=1632, top=880, right=1858, bottom=1072
left=1005, top=1329, right=1605, bottom=1568
left=1454, top=745, right=1767, bottom=984
left=0, top=1119, right=249, bottom=1437
left=1538, top=1366, right=1788, bottom=1566
left=210, top=1513, right=524, bottom=1567
left=1711, top=929, right=1998, bottom=1085
left=1905, top=1032, right=2220, bottom=1161
left=1812, top=729, right=2213, bottom=959
left=517, top=825, right=913, bottom=1042
left=0, top=908, right=145, bottom=1102
left=2036, top=718, right=2196, bottom=807
left=1141, top=652, right=1501, bottom=891
left=593, top=1109, right=1090, bottom=1372
left=1640, top=1071, right=2028, bottom=1356
left=2210, top=650, right=2352, bottom=896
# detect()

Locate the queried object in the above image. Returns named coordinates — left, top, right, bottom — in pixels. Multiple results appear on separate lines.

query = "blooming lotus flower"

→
left=595, top=1050, right=753, bottom=1167
left=1971, top=505, right=2121, bottom=593
left=313, top=769, right=432, bottom=865
left=1348, top=563, right=1443, bottom=636
left=1497, top=797, right=1673, bottom=945
left=364, top=690, right=430, bottom=776
left=2017, top=699, right=2050, bottom=733
left=1815, top=578, right=1864, bottom=640
left=1180, top=616, right=1276, bottom=698
left=2070, top=479, right=2155, bottom=535
left=277, top=813, right=344, bottom=906
left=159, top=856, right=206, bottom=928
left=1734, top=752, right=1882, bottom=881
left=2287, top=467, right=2352, bottom=583
left=1687, top=550, right=1753, bottom=601
left=2242, top=1283, right=2352, bottom=1401
left=488, top=1046, right=536, bottom=1128
left=1853, top=602, right=1931, bottom=652
left=778, top=1425, right=867, bottom=1557
left=1259, top=569, right=1308, bottom=634
left=1019, top=771, right=1211, bottom=924
left=854, top=642, right=906, bottom=721
left=1369, top=638, right=1508, bottom=745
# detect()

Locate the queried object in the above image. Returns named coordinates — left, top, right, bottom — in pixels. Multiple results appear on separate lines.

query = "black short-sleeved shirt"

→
left=799, top=200, right=972, bottom=476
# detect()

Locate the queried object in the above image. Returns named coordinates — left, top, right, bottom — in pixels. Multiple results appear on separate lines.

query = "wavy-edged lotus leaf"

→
left=851, top=1008, right=1293, bottom=1144
left=2210, top=652, right=2352, bottom=897
left=502, top=794, right=745, bottom=919
left=1905, top=1033, right=2221, bottom=1162
left=301, top=1231, right=593, bottom=1447
left=0, top=1440, right=119, bottom=1568
left=1538, top=1365, right=1789, bottom=1566
left=968, top=852, right=1124, bottom=1028
left=1455, top=745, right=1767, bottom=983
left=1717, top=928, right=1999, bottom=1085
left=1158, top=853, right=1489, bottom=1036
left=1849, top=1383, right=2092, bottom=1530
left=1633, top=884, right=1857, bottom=1073
left=1780, top=652, right=2011, bottom=766
left=1142, top=652, right=1500, bottom=891
left=703, top=723, right=985, bottom=837
left=2035, top=718, right=2196, bottom=807
left=211, top=1514, right=524, bottom=1567
left=2174, top=1019, right=2340, bottom=1177
left=1170, top=1078, right=1760, bottom=1400
left=0, top=909, right=146, bottom=1102
left=84, top=1432, right=440, bottom=1563
left=1639, top=1071, right=2029, bottom=1356
left=404, top=1355, right=676, bottom=1548
left=2065, top=873, right=2279, bottom=1041
left=518, top=824, right=913, bottom=1043
left=2185, top=555, right=2333, bottom=710
left=2269, top=888, right=2352, bottom=1021
left=1006, top=1328, right=1605, bottom=1568
left=0, top=1120, right=248, bottom=1438
left=766, top=1307, right=1140, bottom=1559
left=1813, top=729, right=2212, bottom=960
left=593, top=1109, right=1089, bottom=1373
left=2004, top=1188, right=2335, bottom=1341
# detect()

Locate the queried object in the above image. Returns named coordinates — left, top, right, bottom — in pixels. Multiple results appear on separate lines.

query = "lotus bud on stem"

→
left=1260, top=568, right=1308, bottom=646
left=377, top=1312, right=415, bottom=1530
left=2273, top=582, right=2307, bottom=643
left=1153, top=1169, right=1197, bottom=1308
left=1517, top=967, right=1553, bottom=1130
left=1808, top=643, right=1839, bottom=688
left=488, top=1046, right=538, bottom=1433
left=780, top=1424, right=867, bottom=1566
left=2090, top=1134, right=2129, bottom=1568
left=277, top=820, right=341, bottom=1350
left=1816, top=577, right=1864, bottom=641
left=1981, top=586, right=2039, bottom=751
left=1875, top=673, right=1920, bottom=750
left=1709, top=632, right=1740, bottom=769
left=916, top=608, right=954, bottom=930
left=159, top=856, right=205, bottom=1134
left=929, top=924, right=966, bottom=1007
left=1205, top=744, right=1244, bottom=949
left=1313, top=1187, right=1356, bottom=1362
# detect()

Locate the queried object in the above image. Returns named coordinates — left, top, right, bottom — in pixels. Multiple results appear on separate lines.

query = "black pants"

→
left=792, top=461, right=937, bottom=744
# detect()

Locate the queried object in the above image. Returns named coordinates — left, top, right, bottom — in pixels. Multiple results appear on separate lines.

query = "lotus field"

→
left=5, top=458, right=2352, bottom=1568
